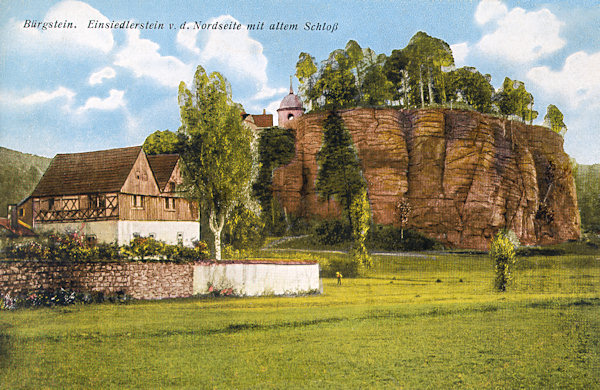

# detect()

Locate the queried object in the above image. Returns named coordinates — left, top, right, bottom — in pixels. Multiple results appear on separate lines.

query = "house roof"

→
left=31, top=146, right=143, bottom=197
left=147, top=154, right=180, bottom=190
left=0, top=218, right=36, bottom=237
left=250, top=114, right=273, bottom=128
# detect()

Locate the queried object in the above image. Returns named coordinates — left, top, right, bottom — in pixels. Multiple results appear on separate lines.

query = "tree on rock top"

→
left=177, top=66, right=252, bottom=261
left=316, top=112, right=366, bottom=221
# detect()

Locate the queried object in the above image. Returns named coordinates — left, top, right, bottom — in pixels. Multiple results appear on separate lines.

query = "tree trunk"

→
left=208, top=209, right=225, bottom=261
left=419, top=65, right=425, bottom=108
left=427, top=66, right=434, bottom=105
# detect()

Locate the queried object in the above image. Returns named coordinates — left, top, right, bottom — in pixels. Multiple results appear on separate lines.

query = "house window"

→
left=48, top=198, right=55, bottom=210
left=133, top=195, right=144, bottom=208
left=165, top=197, right=175, bottom=210
left=19, top=208, right=24, bottom=217
left=149, top=232, right=156, bottom=239
left=85, top=235, right=97, bottom=246
left=135, top=170, right=141, bottom=180
left=177, top=232, right=183, bottom=244
left=133, top=232, right=141, bottom=239
left=167, top=183, right=176, bottom=193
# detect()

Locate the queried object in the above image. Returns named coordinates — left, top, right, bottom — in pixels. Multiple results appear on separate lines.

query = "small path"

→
left=262, top=247, right=432, bottom=258
left=263, top=235, right=309, bottom=249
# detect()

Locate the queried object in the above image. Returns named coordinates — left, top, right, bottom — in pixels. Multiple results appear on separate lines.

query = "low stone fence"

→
left=0, top=259, right=320, bottom=299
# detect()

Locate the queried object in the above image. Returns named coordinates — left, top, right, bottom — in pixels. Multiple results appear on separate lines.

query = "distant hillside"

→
left=574, top=163, right=600, bottom=232
left=0, top=147, right=52, bottom=217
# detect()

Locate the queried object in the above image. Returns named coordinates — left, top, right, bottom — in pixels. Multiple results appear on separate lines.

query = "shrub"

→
left=490, top=230, right=517, bottom=292
left=350, top=189, right=372, bottom=269
left=367, top=225, right=438, bottom=251
left=121, top=237, right=164, bottom=260
left=313, top=219, right=352, bottom=245
left=223, top=205, right=265, bottom=250
left=0, top=288, right=131, bottom=310
left=319, top=255, right=360, bottom=278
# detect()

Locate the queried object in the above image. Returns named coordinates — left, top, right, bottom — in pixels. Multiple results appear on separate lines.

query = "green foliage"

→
left=3, top=233, right=209, bottom=263
left=313, top=219, right=351, bottom=245
left=318, top=255, right=360, bottom=277
left=544, top=104, right=567, bottom=136
left=142, top=130, right=180, bottom=155
left=222, top=205, right=265, bottom=250
left=404, top=31, right=454, bottom=107
left=349, top=189, right=372, bottom=269
left=490, top=231, right=517, bottom=292
left=313, top=51, right=358, bottom=109
left=360, top=64, right=394, bottom=106
left=295, top=52, right=318, bottom=108
left=573, top=163, right=600, bottom=232
left=367, top=225, right=439, bottom=251
left=252, top=126, right=295, bottom=233
left=177, top=66, right=253, bottom=260
left=0, top=147, right=51, bottom=217
left=445, top=67, right=494, bottom=113
left=383, top=49, right=410, bottom=105
left=1, top=289, right=130, bottom=310
left=495, top=77, right=538, bottom=122
left=316, top=112, right=366, bottom=216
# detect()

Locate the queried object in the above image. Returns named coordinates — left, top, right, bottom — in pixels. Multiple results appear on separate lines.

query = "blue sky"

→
left=1, top=0, right=598, bottom=163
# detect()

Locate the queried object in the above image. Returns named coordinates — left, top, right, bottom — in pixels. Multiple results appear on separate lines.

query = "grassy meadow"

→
left=1, top=250, right=599, bottom=389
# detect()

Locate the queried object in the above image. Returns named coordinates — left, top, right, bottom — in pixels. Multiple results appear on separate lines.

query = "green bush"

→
left=319, top=255, right=360, bottom=278
left=490, top=231, right=517, bottom=292
left=367, top=225, right=438, bottom=251
left=223, top=205, right=265, bottom=250
left=313, top=219, right=352, bottom=245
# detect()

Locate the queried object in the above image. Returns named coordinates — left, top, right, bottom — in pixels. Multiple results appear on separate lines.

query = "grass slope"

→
left=0, top=147, right=51, bottom=216
left=1, top=252, right=599, bottom=388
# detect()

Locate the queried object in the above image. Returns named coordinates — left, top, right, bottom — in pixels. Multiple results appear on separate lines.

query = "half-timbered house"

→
left=16, top=146, right=199, bottom=246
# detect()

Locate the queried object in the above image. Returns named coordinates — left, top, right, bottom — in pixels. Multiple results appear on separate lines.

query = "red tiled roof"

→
left=147, top=154, right=179, bottom=191
left=31, top=146, right=142, bottom=197
left=251, top=114, right=273, bottom=128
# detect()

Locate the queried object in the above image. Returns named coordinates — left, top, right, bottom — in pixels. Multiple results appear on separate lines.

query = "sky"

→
left=0, top=0, right=598, bottom=164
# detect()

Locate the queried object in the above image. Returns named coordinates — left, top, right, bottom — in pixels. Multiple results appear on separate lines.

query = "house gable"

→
left=121, top=150, right=161, bottom=196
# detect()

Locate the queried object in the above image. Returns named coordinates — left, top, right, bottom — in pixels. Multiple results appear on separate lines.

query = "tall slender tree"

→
left=316, top=112, right=365, bottom=220
left=177, top=66, right=252, bottom=260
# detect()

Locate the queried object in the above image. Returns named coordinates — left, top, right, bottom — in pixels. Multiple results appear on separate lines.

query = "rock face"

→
left=272, top=108, right=580, bottom=250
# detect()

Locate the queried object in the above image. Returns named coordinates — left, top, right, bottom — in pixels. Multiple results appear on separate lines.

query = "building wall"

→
left=0, top=260, right=321, bottom=299
left=117, top=220, right=200, bottom=246
left=193, top=262, right=320, bottom=296
left=118, top=194, right=198, bottom=222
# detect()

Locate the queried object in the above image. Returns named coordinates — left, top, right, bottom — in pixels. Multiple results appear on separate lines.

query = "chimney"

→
left=9, top=204, right=17, bottom=229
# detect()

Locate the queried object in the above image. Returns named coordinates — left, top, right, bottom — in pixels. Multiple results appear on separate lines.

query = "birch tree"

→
left=177, top=66, right=252, bottom=260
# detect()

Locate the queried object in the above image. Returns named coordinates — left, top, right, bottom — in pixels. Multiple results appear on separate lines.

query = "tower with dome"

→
left=277, top=79, right=304, bottom=128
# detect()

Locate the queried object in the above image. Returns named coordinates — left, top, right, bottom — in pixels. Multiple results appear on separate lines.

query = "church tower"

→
left=277, top=78, right=304, bottom=128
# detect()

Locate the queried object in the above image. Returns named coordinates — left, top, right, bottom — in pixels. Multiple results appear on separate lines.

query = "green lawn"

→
left=1, top=252, right=599, bottom=389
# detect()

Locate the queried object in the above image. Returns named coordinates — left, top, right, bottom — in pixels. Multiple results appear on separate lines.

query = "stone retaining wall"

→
left=0, top=260, right=320, bottom=299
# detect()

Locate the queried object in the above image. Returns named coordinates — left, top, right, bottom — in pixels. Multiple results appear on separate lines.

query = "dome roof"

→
left=279, top=92, right=303, bottom=110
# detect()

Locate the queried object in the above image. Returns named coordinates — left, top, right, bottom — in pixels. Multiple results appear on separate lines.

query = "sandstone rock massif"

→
left=272, top=108, right=580, bottom=250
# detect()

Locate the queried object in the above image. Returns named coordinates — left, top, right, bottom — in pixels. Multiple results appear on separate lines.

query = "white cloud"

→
left=89, top=67, right=116, bottom=85
left=266, top=100, right=282, bottom=125
left=115, top=30, right=193, bottom=87
left=475, top=0, right=507, bottom=25
left=77, top=89, right=126, bottom=113
left=178, top=15, right=271, bottom=88
left=176, top=27, right=201, bottom=55
left=450, top=42, right=469, bottom=67
left=10, top=1, right=114, bottom=54
left=251, top=85, right=289, bottom=101
left=475, top=6, right=565, bottom=63
left=527, top=51, right=600, bottom=109
left=19, top=86, right=76, bottom=106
